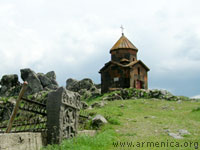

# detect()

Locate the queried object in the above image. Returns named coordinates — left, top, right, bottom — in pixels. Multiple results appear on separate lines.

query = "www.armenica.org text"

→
left=113, top=140, right=199, bottom=149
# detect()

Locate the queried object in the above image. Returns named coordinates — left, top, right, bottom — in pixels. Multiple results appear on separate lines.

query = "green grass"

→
left=43, top=98, right=200, bottom=150
left=42, top=129, right=117, bottom=150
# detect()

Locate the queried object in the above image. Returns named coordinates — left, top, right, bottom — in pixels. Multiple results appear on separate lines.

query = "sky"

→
left=0, top=0, right=200, bottom=97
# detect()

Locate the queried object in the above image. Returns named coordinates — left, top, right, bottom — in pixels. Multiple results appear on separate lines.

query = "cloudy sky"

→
left=0, top=0, right=200, bottom=97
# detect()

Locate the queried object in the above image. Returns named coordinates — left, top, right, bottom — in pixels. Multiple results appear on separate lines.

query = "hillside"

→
left=43, top=92, right=200, bottom=150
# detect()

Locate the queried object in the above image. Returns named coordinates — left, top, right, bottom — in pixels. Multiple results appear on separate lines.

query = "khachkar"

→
left=46, top=87, right=81, bottom=144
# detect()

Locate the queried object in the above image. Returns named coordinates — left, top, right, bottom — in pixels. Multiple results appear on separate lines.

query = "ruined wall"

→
left=0, top=132, right=46, bottom=150
left=101, top=64, right=130, bottom=93
left=110, top=49, right=137, bottom=62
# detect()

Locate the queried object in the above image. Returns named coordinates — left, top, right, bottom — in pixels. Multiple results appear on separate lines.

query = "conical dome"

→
left=110, top=34, right=138, bottom=52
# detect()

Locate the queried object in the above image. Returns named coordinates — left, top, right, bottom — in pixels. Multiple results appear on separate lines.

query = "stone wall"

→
left=0, top=132, right=46, bottom=150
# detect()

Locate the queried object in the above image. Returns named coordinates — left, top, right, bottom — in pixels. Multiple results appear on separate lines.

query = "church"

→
left=99, top=31, right=150, bottom=93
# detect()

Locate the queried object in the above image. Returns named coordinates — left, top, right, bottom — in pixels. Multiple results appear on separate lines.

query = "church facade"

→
left=99, top=33, right=150, bottom=93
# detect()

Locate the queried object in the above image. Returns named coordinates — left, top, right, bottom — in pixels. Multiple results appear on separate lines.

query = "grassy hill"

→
left=43, top=94, right=200, bottom=150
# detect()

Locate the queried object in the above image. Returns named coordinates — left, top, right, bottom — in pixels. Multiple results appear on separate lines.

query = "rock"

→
left=78, top=130, right=96, bottom=136
left=81, top=101, right=89, bottom=109
left=91, top=101, right=107, bottom=108
left=66, top=78, right=79, bottom=92
left=151, top=116, right=156, bottom=119
left=120, top=89, right=130, bottom=99
left=94, top=84, right=101, bottom=89
left=90, top=86, right=101, bottom=97
left=0, top=74, right=21, bottom=96
left=37, top=72, right=58, bottom=90
left=168, top=133, right=183, bottom=139
left=66, top=78, right=100, bottom=99
left=0, top=100, right=14, bottom=121
left=92, top=114, right=108, bottom=127
left=46, top=71, right=56, bottom=81
left=119, top=104, right=124, bottom=107
left=0, top=74, right=19, bottom=88
left=178, top=129, right=190, bottom=136
left=79, top=78, right=93, bottom=90
left=150, top=89, right=161, bottom=98
left=37, top=73, right=52, bottom=87
left=164, top=129, right=171, bottom=133
left=81, top=90, right=92, bottom=99
left=20, top=68, right=43, bottom=94
left=177, top=100, right=182, bottom=104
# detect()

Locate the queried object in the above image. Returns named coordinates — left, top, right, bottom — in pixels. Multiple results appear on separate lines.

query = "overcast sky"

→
left=0, top=0, right=200, bottom=97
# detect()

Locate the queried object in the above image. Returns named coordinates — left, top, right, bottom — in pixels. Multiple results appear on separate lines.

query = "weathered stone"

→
left=81, top=101, right=89, bottom=109
left=79, top=78, right=94, bottom=90
left=92, top=114, right=107, bottom=127
left=46, top=71, right=56, bottom=81
left=81, top=90, right=92, bottom=99
left=91, top=101, right=107, bottom=108
left=37, top=72, right=58, bottom=90
left=163, top=129, right=171, bottom=133
left=119, top=104, right=124, bottom=107
left=90, top=86, right=101, bottom=97
left=78, top=130, right=96, bottom=136
left=0, top=74, right=19, bottom=88
left=0, top=100, right=14, bottom=121
left=37, top=73, right=52, bottom=87
left=20, top=68, right=43, bottom=94
left=0, top=74, right=21, bottom=96
left=178, top=129, right=190, bottom=136
left=94, top=83, right=101, bottom=89
left=66, top=78, right=100, bottom=99
left=66, top=78, right=79, bottom=92
left=0, top=132, right=46, bottom=150
left=47, top=87, right=81, bottom=144
left=168, top=133, right=183, bottom=139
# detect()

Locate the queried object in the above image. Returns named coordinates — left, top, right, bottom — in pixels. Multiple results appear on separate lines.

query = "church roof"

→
left=110, top=33, right=138, bottom=52
left=99, top=60, right=150, bottom=73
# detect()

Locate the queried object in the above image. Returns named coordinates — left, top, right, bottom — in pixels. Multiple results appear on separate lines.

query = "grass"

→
left=43, top=98, right=200, bottom=150
left=42, top=129, right=117, bottom=150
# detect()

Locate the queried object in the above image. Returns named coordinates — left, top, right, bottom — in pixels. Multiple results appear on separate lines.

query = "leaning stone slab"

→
left=47, top=87, right=81, bottom=144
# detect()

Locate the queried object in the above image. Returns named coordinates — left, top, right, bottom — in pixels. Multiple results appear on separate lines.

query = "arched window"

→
left=138, top=67, right=140, bottom=75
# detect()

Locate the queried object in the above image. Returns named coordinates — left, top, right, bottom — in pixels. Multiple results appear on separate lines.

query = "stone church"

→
left=99, top=32, right=150, bottom=93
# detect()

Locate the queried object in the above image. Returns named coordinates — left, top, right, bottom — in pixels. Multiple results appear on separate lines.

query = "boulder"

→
left=92, top=114, right=107, bottom=127
left=66, top=78, right=79, bottom=92
left=46, top=71, right=56, bottom=81
left=37, top=72, right=58, bottom=90
left=102, top=93, right=123, bottom=101
left=79, top=78, right=93, bottom=90
left=66, top=78, right=100, bottom=99
left=37, top=73, right=52, bottom=87
left=0, top=74, right=21, bottom=96
left=0, top=74, right=19, bottom=88
left=20, top=68, right=43, bottom=94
